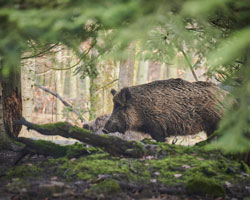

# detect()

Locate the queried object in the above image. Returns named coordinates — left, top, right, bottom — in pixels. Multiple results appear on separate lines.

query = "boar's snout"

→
left=83, top=124, right=90, bottom=130
left=102, top=128, right=108, bottom=134
left=104, top=118, right=126, bottom=134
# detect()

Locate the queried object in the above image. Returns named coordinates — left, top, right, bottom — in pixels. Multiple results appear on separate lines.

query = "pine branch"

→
left=181, top=50, right=198, bottom=82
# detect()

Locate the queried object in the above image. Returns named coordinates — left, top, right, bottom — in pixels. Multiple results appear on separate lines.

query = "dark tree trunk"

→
left=1, top=67, right=22, bottom=138
left=0, top=64, right=24, bottom=175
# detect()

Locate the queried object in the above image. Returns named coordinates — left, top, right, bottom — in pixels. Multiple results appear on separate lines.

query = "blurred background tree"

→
left=0, top=0, right=249, bottom=153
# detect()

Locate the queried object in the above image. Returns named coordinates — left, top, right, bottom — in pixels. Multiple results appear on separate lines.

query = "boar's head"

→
left=104, top=88, right=142, bottom=134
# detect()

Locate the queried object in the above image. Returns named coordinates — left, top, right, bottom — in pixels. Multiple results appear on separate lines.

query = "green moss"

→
left=46, top=143, right=243, bottom=187
left=186, top=177, right=225, bottom=197
left=7, top=178, right=28, bottom=192
left=125, top=141, right=145, bottom=157
left=141, top=138, right=158, bottom=145
left=201, top=166, right=217, bottom=176
left=34, top=122, right=68, bottom=130
left=0, top=134, right=24, bottom=151
left=34, top=140, right=67, bottom=157
left=155, top=142, right=196, bottom=156
left=30, top=140, right=103, bottom=159
left=84, top=152, right=110, bottom=160
left=3, top=139, right=246, bottom=199
left=34, top=122, right=93, bottom=136
left=69, top=126, right=92, bottom=135
left=146, top=146, right=243, bottom=186
left=149, top=154, right=198, bottom=185
left=53, top=153, right=150, bottom=182
left=66, top=142, right=102, bottom=158
left=99, top=134, right=112, bottom=139
left=6, top=164, right=42, bottom=179
left=240, top=161, right=250, bottom=173
left=86, top=179, right=120, bottom=196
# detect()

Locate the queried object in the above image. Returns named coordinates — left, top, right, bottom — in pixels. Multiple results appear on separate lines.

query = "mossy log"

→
left=17, top=137, right=68, bottom=158
left=15, top=117, right=146, bottom=158
left=16, top=137, right=103, bottom=159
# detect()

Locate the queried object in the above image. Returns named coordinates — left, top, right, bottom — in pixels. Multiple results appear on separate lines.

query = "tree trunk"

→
left=89, top=48, right=99, bottom=120
left=89, top=76, right=97, bottom=120
left=159, top=63, right=167, bottom=80
left=20, top=58, right=35, bottom=137
left=1, top=65, right=22, bottom=138
left=136, top=60, right=149, bottom=85
left=118, top=45, right=135, bottom=90
left=0, top=63, right=24, bottom=175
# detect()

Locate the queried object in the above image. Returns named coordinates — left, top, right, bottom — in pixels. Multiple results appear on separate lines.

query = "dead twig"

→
left=34, top=83, right=87, bottom=122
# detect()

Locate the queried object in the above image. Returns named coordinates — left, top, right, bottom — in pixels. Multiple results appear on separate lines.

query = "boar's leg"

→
left=201, top=113, right=221, bottom=137
left=203, top=121, right=218, bottom=137
left=141, top=123, right=166, bottom=142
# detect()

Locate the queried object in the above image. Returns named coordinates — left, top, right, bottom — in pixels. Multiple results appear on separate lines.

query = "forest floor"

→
left=0, top=139, right=249, bottom=200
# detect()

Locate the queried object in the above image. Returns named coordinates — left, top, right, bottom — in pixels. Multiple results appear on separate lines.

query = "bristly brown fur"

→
left=104, top=78, right=227, bottom=142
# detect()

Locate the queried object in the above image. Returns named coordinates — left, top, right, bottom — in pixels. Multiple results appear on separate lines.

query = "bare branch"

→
left=21, top=43, right=59, bottom=60
left=96, top=79, right=118, bottom=91
left=34, top=83, right=87, bottom=122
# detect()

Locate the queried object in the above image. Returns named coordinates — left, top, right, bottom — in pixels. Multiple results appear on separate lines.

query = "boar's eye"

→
left=113, top=101, right=125, bottom=111
left=114, top=102, right=121, bottom=110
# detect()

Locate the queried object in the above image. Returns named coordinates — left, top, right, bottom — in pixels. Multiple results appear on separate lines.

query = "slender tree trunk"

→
left=20, top=58, right=35, bottom=137
left=167, top=65, right=178, bottom=79
left=56, top=71, right=65, bottom=121
left=159, top=63, right=167, bottom=80
left=55, top=47, right=64, bottom=122
left=88, top=48, right=99, bottom=120
left=136, top=60, right=149, bottom=85
left=70, top=49, right=78, bottom=100
left=118, top=44, right=135, bottom=90
left=89, top=76, right=97, bottom=120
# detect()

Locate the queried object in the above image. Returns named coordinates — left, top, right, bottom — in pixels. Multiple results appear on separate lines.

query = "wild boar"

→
left=83, top=114, right=151, bottom=140
left=83, top=114, right=110, bottom=133
left=103, top=78, right=227, bottom=142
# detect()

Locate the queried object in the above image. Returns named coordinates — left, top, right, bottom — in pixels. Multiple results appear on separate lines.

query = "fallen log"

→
left=17, top=137, right=68, bottom=158
left=15, top=117, right=146, bottom=158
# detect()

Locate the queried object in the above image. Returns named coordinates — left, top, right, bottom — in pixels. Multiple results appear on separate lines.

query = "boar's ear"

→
left=111, top=89, right=117, bottom=96
left=119, top=87, right=131, bottom=103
